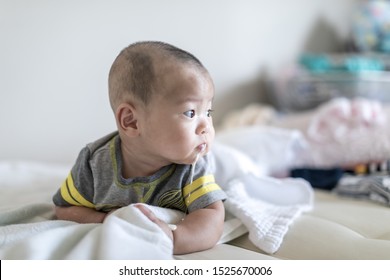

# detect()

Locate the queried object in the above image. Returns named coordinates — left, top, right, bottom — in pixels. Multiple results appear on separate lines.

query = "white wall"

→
left=0, top=0, right=358, bottom=164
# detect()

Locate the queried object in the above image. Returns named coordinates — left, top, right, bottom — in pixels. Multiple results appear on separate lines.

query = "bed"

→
left=1, top=97, right=390, bottom=260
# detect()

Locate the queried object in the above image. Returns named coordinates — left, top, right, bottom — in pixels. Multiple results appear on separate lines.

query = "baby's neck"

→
left=120, top=141, right=168, bottom=178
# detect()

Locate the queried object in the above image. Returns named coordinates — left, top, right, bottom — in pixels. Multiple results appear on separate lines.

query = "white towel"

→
left=212, top=143, right=314, bottom=254
left=224, top=175, right=313, bottom=253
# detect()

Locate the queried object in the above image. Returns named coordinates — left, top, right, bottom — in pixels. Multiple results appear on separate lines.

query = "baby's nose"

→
left=201, top=125, right=209, bottom=134
left=197, top=119, right=210, bottom=135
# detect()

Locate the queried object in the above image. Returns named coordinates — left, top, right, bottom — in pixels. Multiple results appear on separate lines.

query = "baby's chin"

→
left=173, top=152, right=207, bottom=165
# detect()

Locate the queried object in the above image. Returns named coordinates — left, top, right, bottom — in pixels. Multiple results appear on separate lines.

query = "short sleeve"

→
left=52, top=146, right=96, bottom=208
left=182, top=152, right=227, bottom=212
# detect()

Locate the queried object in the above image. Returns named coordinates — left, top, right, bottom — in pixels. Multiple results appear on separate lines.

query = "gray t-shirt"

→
left=53, top=132, right=226, bottom=213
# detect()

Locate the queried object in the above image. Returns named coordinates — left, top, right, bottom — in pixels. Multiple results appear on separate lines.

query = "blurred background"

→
left=0, top=0, right=373, bottom=164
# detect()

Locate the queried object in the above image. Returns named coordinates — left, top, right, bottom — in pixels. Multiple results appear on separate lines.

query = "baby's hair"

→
left=108, top=41, right=207, bottom=110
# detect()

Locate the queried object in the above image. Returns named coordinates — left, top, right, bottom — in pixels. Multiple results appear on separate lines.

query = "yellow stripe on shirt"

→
left=60, top=172, right=95, bottom=208
left=182, top=175, right=215, bottom=197
left=60, top=179, right=80, bottom=206
left=184, top=183, right=221, bottom=207
left=183, top=175, right=222, bottom=207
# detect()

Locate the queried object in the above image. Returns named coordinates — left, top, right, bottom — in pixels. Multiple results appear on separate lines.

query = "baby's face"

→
left=139, top=64, right=215, bottom=165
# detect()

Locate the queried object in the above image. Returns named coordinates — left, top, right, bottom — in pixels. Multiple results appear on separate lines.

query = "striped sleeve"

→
left=183, top=174, right=223, bottom=206
left=182, top=153, right=227, bottom=212
left=52, top=146, right=96, bottom=208
left=57, top=172, right=95, bottom=208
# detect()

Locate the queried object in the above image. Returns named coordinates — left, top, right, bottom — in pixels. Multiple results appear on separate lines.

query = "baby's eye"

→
left=183, top=110, right=195, bottom=118
left=207, top=109, right=214, bottom=117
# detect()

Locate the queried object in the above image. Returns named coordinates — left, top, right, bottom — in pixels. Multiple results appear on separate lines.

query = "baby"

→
left=52, top=41, right=227, bottom=255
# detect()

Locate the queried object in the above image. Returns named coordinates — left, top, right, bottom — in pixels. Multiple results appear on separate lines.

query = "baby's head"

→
left=109, top=41, right=208, bottom=109
left=108, top=41, right=215, bottom=165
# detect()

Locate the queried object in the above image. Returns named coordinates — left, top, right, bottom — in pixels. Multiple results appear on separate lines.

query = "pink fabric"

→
left=304, top=97, right=390, bottom=167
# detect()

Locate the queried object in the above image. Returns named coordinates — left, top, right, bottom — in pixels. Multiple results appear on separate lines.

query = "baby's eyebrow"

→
left=176, top=95, right=214, bottom=105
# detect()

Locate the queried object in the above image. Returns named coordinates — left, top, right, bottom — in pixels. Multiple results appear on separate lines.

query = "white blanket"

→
left=213, top=143, right=313, bottom=254
left=0, top=138, right=313, bottom=259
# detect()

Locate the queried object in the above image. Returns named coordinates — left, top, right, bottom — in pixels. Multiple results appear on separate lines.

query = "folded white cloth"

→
left=224, top=175, right=313, bottom=253
left=212, top=143, right=313, bottom=254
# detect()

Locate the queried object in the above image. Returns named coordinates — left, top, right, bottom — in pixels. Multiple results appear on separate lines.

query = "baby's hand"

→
left=134, top=204, right=174, bottom=241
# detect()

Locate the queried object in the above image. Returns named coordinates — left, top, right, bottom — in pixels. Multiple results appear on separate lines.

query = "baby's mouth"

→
left=190, top=143, right=206, bottom=164
left=197, top=143, right=207, bottom=153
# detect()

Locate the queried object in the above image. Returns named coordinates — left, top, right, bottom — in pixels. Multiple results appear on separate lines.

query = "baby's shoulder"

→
left=86, top=131, right=118, bottom=154
left=75, top=131, right=118, bottom=167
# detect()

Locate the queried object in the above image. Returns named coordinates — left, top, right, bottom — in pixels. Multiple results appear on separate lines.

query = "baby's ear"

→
left=116, top=103, right=139, bottom=136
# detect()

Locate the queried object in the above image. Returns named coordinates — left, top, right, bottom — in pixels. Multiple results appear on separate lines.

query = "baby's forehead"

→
left=157, top=58, right=210, bottom=81
left=153, top=66, right=213, bottom=102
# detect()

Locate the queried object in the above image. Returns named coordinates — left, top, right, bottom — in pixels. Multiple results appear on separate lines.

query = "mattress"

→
left=226, top=189, right=390, bottom=260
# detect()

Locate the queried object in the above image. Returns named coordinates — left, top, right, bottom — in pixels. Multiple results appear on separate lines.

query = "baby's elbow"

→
left=54, top=206, right=67, bottom=220
left=208, top=200, right=225, bottom=222
left=207, top=201, right=226, bottom=239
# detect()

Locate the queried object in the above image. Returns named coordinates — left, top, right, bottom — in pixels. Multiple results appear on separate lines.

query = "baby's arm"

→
left=55, top=206, right=109, bottom=223
left=173, top=201, right=225, bottom=254
left=137, top=201, right=225, bottom=255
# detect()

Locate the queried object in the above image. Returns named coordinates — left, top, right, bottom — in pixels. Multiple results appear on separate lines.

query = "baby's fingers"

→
left=134, top=204, right=174, bottom=240
left=134, top=204, right=159, bottom=223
